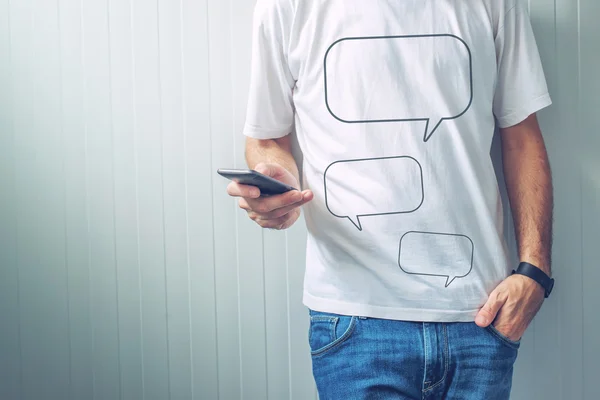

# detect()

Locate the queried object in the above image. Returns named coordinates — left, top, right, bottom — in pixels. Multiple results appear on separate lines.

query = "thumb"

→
left=475, top=289, right=507, bottom=327
left=254, top=163, right=278, bottom=177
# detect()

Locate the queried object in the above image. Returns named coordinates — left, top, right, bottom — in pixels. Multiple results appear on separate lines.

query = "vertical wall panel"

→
left=180, top=0, right=220, bottom=398
left=109, top=0, right=145, bottom=398
left=580, top=1, right=600, bottom=398
left=0, top=1, right=21, bottom=398
left=11, top=1, right=50, bottom=398
left=158, top=0, right=194, bottom=398
left=82, top=0, right=122, bottom=397
left=132, top=0, right=171, bottom=398
left=264, top=231, right=292, bottom=399
left=207, top=0, right=242, bottom=398
left=59, top=0, right=94, bottom=398
left=553, top=0, right=584, bottom=399
left=31, top=0, right=71, bottom=395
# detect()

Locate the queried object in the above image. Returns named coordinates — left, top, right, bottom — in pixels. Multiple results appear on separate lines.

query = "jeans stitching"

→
left=311, top=316, right=357, bottom=357
left=331, top=316, right=339, bottom=342
left=423, top=324, right=449, bottom=393
left=310, top=316, right=338, bottom=322
left=422, top=323, right=428, bottom=393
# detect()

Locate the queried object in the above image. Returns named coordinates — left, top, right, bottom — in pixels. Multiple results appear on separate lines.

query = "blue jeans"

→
left=309, top=310, right=520, bottom=400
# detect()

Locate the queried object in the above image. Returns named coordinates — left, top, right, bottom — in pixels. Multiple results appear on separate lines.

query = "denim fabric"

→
left=309, top=310, right=519, bottom=400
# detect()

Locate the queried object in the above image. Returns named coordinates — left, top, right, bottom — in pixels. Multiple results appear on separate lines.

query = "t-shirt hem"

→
left=303, top=292, right=479, bottom=323
left=243, top=123, right=292, bottom=140
left=496, top=93, right=553, bottom=128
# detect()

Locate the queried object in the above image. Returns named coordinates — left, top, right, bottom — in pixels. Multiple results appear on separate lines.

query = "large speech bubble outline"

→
left=324, top=156, right=424, bottom=231
left=398, top=231, right=474, bottom=287
left=323, top=34, right=474, bottom=142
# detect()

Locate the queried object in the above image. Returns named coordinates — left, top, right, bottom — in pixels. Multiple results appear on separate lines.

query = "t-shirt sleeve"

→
left=243, top=0, right=296, bottom=139
left=493, top=1, right=552, bottom=128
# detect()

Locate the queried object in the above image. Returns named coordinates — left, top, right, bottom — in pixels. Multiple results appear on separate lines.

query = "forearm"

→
left=501, top=115, right=554, bottom=275
left=245, top=136, right=300, bottom=182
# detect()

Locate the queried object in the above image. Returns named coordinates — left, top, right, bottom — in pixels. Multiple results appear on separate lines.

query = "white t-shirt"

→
left=244, top=0, right=552, bottom=322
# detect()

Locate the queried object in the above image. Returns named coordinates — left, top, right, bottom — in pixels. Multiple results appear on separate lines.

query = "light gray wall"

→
left=0, top=0, right=597, bottom=399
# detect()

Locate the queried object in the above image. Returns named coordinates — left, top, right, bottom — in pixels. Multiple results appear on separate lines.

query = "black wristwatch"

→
left=512, top=262, right=555, bottom=298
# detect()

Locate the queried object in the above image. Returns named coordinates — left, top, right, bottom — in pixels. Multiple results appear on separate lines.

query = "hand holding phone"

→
left=221, top=163, right=314, bottom=230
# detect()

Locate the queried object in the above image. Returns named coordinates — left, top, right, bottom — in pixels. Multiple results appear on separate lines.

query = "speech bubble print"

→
left=398, top=231, right=474, bottom=287
left=324, top=34, right=473, bottom=142
left=324, top=156, right=424, bottom=231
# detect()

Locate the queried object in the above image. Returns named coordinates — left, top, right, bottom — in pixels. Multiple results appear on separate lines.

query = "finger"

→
left=227, top=182, right=261, bottom=199
left=238, top=198, right=251, bottom=212
left=475, top=288, right=508, bottom=327
left=256, top=214, right=292, bottom=230
left=256, top=194, right=312, bottom=219
left=248, top=208, right=296, bottom=222
left=246, top=190, right=304, bottom=214
left=301, top=190, right=314, bottom=202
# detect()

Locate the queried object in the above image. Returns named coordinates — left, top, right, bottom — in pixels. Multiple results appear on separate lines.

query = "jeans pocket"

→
left=308, top=311, right=357, bottom=357
left=486, top=324, right=521, bottom=349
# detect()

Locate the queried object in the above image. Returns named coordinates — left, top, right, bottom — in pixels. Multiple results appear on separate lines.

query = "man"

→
left=227, top=0, right=554, bottom=398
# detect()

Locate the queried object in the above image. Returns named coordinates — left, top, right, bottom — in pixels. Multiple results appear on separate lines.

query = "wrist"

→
left=519, top=255, right=551, bottom=276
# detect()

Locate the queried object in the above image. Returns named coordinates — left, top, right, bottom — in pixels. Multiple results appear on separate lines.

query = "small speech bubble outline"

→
left=324, top=156, right=424, bottom=231
left=398, top=231, right=474, bottom=287
left=323, top=34, right=473, bottom=142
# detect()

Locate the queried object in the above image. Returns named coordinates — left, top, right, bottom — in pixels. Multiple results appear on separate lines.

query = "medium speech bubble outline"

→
left=398, top=231, right=474, bottom=287
left=324, top=156, right=424, bottom=231
left=323, top=34, right=474, bottom=142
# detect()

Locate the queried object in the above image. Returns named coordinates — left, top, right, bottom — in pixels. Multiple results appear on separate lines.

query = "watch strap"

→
left=512, top=262, right=554, bottom=298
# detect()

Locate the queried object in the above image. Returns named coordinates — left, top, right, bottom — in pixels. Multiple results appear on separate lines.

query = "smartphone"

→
left=217, top=168, right=297, bottom=196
